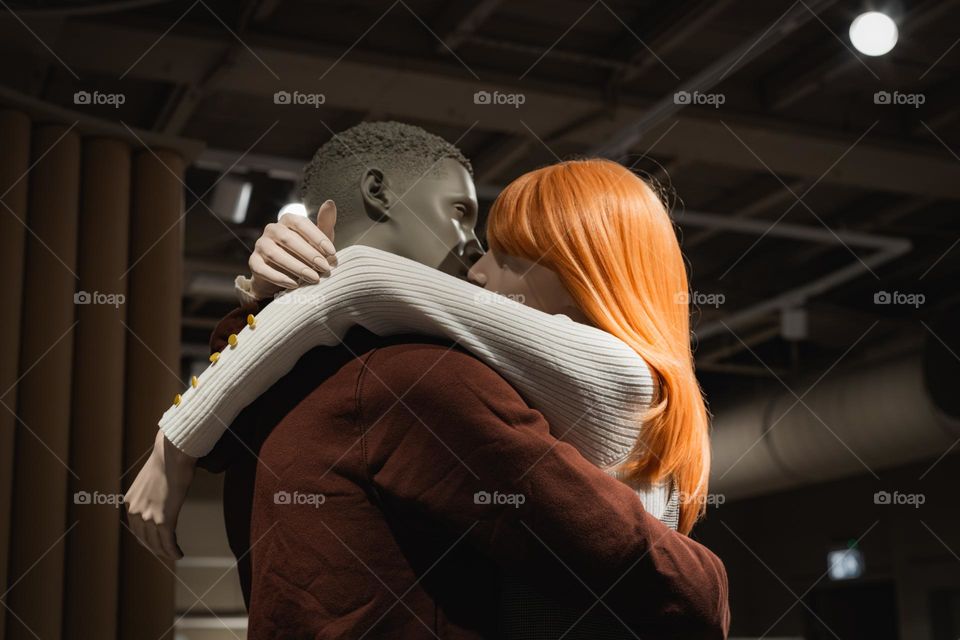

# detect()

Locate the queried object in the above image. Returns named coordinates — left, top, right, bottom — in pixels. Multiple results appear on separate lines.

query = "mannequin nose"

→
left=467, top=263, right=487, bottom=286
left=461, top=238, right=485, bottom=266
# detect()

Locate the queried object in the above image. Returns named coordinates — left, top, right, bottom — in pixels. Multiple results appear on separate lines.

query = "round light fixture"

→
left=849, top=11, right=898, bottom=56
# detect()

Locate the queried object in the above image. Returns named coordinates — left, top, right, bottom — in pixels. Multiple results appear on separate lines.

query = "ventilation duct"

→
left=710, top=333, right=960, bottom=500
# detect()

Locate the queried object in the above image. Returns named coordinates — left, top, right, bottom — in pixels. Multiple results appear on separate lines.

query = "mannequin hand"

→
left=249, top=200, right=338, bottom=300
left=124, top=429, right=197, bottom=560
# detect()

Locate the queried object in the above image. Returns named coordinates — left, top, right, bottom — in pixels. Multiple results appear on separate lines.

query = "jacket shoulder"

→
left=359, top=341, right=527, bottom=418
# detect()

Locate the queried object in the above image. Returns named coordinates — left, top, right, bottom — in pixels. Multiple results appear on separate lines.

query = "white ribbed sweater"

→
left=159, top=246, right=677, bottom=525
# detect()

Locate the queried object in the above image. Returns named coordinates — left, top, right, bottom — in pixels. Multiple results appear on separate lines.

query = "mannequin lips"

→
left=436, top=249, right=473, bottom=279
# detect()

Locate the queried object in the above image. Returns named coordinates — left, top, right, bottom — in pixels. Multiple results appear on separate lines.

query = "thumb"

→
left=316, top=200, right=337, bottom=243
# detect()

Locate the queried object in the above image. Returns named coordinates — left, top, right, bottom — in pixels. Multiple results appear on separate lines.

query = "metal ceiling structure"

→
left=1, top=0, right=958, bottom=390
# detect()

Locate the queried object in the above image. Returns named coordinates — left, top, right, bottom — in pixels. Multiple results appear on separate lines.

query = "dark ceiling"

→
left=1, top=0, right=958, bottom=396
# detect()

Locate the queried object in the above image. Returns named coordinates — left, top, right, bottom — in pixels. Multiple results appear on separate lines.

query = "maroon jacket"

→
left=203, top=307, right=730, bottom=639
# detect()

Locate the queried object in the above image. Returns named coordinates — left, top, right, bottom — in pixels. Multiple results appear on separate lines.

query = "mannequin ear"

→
left=360, top=167, right=394, bottom=222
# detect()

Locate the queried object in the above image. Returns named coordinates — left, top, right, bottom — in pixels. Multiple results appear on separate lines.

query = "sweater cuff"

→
left=235, top=275, right=262, bottom=310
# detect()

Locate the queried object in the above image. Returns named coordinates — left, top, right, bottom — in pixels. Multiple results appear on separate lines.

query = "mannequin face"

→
left=396, top=158, right=482, bottom=277
left=467, top=247, right=590, bottom=323
left=347, top=158, right=483, bottom=277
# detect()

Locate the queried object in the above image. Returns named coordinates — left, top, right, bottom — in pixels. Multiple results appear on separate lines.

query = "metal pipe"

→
left=674, top=209, right=912, bottom=340
left=711, top=339, right=960, bottom=500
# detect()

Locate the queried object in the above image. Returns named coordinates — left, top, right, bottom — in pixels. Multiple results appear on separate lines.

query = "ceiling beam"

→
left=432, top=0, right=504, bottom=53
left=41, top=20, right=960, bottom=199
left=610, top=0, right=734, bottom=87
left=155, top=0, right=261, bottom=134
left=589, top=0, right=839, bottom=159
left=684, top=179, right=808, bottom=248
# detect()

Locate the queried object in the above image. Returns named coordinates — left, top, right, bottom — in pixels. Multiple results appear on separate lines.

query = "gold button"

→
left=191, top=376, right=198, bottom=388
left=209, top=352, right=220, bottom=363
left=173, top=393, right=182, bottom=406
left=228, top=334, right=238, bottom=347
left=247, top=314, right=256, bottom=327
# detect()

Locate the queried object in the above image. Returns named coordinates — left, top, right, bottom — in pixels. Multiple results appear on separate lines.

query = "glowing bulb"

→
left=849, top=12, right=898, bottom=56
left=278, top=202, right=308, bottom=220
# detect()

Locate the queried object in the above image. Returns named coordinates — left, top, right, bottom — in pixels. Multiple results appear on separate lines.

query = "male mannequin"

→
left=131, top=122, right=729, bottom=638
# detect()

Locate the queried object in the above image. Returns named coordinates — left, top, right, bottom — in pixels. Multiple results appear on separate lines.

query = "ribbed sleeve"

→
left=158, top=245, right=675, bottom=524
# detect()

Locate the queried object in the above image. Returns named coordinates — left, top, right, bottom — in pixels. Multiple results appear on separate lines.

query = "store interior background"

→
left=0, top=1, right=959, bottom=638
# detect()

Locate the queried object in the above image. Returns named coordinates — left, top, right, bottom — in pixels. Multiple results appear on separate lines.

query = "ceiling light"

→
left=849, top=11, right=898, bottom=56
left=278, top=202, right=308, bottom=220
left=210, top=177, right=253, bottom=224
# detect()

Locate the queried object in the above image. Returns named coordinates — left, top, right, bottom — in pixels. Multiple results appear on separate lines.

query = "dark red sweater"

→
left=202, top=307, right=730, bottom=639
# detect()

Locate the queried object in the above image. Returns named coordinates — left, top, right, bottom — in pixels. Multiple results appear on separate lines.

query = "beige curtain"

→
left=1, top=110, right=184, bottom=640
left=0, top=110, right=30, bottom=640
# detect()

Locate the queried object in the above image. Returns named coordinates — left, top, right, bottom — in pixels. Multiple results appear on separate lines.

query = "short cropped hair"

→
left=300, top=121, right=473, bottom=222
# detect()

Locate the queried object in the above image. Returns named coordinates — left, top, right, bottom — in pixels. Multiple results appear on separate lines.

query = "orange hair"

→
left=486, top=158, right=710, bottom=534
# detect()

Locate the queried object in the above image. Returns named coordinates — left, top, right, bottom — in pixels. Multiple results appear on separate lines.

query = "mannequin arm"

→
left=160, top=246, right=655, bottom=466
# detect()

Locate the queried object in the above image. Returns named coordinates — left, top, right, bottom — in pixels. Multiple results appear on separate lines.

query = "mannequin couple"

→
left=126, top=122, right=729, bottom=638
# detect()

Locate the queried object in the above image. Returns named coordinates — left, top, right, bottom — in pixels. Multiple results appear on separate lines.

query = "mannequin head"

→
left=300, top=121, right=482, bottom=277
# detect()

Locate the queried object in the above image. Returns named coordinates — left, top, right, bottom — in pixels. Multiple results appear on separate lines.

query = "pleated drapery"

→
left=0, top=109, right=185, bottom=640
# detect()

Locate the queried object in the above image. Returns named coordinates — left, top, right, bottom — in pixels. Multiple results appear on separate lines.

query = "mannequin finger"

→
left=315, top=200, right=337, bottom=246
left=274, top=225, right=332, bottom=273
left=144, top=522, right=166, bottom=558
left=287, top=207, right=336, bottom=256
left=259, top=239, right=322, bottom=283
left=127, top=513, right=148, bottom=551
left=249, top=253, right=299, bottom=289
left=158, top=524, right=182, bottom=560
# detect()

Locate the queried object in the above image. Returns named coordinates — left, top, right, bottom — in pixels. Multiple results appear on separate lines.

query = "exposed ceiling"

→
left=1, top=0, right=958, bottom=395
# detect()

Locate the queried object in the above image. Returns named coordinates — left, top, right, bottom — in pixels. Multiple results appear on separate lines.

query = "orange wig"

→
left=486, top=158, right=711, bottom=534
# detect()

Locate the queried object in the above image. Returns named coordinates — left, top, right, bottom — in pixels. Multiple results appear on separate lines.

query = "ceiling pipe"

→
left=711, top=334, right=960, bottom=500
left=677, top=209, right=912, bottom=341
